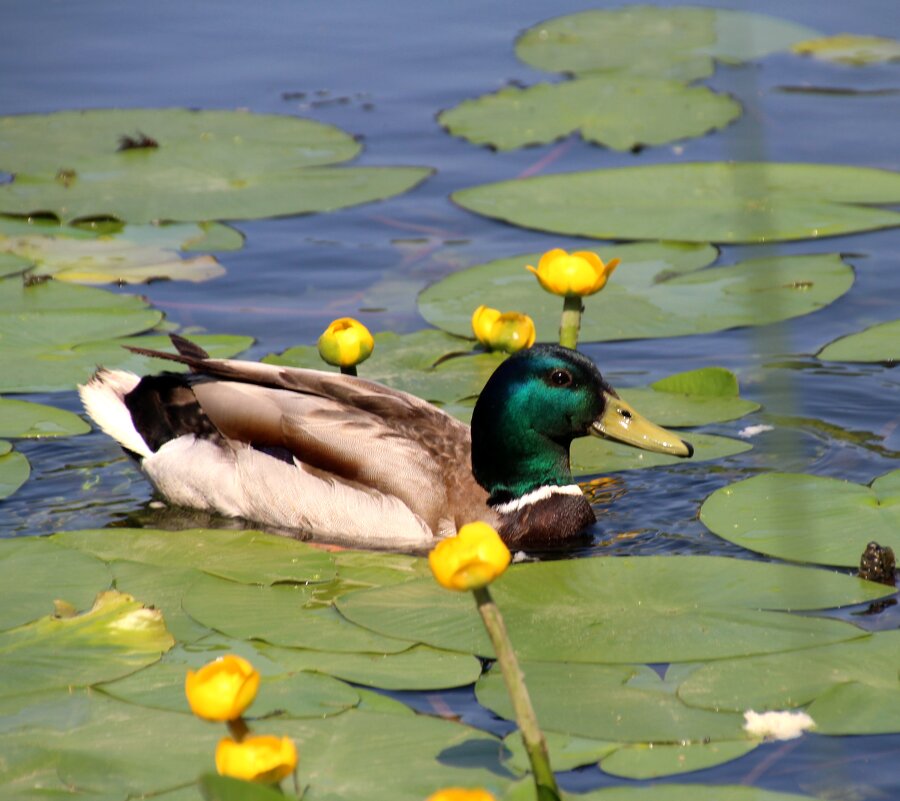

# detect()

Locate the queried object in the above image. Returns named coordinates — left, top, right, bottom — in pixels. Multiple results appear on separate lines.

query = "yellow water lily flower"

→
left=185, top=655, right=260, bottom=722
left=471, top=305, right=536, bottom=353
left=526, top=248, right=620, bottom=297
left=426, top=789, right=497, bottom=801
left=215, top=735, right=298, bottom=784
left=429, top=521, right=511, bottom=591
left=317, top=317, right=375, bottom=368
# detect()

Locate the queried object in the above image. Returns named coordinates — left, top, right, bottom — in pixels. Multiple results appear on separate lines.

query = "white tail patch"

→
left=78, top=369, right=153, bottom=458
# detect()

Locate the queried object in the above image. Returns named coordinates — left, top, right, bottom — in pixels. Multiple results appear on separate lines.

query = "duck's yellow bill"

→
left=591, top=393, right=693, bottom=457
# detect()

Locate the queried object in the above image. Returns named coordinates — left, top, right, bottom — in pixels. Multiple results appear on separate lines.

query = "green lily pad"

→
left=0, top=109, right=432, bottom=224
left=817, top=318, right=900, bottom=362
left=0, top=589, right=174, bottom=697
left=480, top=661, right=745, bottom=743
left=679, top=629, right=900, bottom=736
left=338, top=556, right=887, bottom=664
left=505, top=782, right=818, bottom=801
left=515, top=7, right=818, bottom=77
left=259, top=642, right=483, bottom=691
left=53, top=527, right=335, bottom=585
left=0, top=278, right=253, bottom=393
left=0, top=440, right=29, bottom=499
left=0, top=251, right=30, bottom=277
left=572, top=431, right=750, bottom=474
left=452, top=164, right=900, bottom=243
left=792, top=34, right=900, bottom=65
left=0, top=537, right=111, bottom=631
left=619, top=367, right=760, bottom=427
left=439, top=74, right=740, bottom=151
left=99, top=657, right=359, bottom=718
left=200, top=775, right=290, bottom=801
left=0, top=397, right=89, bottom=437
left=183, top=572, right=415, bottom=654
left=419, top=244, right=853, bottom=341
left=699, top=469, right=900, bottom=567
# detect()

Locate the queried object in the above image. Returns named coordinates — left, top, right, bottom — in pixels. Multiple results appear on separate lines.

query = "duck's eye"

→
left=549, top=369, right=573, bottom=387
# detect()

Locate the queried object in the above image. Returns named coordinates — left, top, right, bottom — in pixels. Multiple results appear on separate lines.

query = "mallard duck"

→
left=79, top=335, right=692, bottom=549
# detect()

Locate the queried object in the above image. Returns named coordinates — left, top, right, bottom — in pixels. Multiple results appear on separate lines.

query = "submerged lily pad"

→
left=0, top=397, right=89, bottom=437
left=792, top=34, right=900, bottom=65
left=0, top=590, right=174, bottom=697
left=452, top=163, right=900, bottom=243
left=0, top=537, right=111, bottom=631
left=699, top=469, right=900, bottom=567
left=0, top=109, right=432, bottom=223
left=338, top=556, right=887, bottom=664
left=515, top=7, right=818, bottom=77
left=439, top=75, right=740, bottom=151
left=679, top=629, right=900, bottom=735
left=817, top=318, right=900, bottom=362
left=0, top=440, right=29, bottom=499
left=419, top=244, right=853, bottom=341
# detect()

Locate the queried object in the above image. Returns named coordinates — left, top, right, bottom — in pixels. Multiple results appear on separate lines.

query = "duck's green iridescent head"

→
left=471, top=344, right=692, bottom=501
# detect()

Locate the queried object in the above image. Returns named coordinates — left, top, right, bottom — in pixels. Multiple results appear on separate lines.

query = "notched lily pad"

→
left=0, top=397, right=90, bottom=437
left=419, top=243, right=853, bottom=341
left=515, top=7, right=818, bottom=77
left=439, top=75, right=740, bottom=152
left=452, top=163, right=900, bottom=243
left=337, top=556, right=887, bottom=664
left=817, top=318, right=900, bottom=363
left=0, top=109, right=432, bottom=224
left=700, top=469, right=900, bottom=567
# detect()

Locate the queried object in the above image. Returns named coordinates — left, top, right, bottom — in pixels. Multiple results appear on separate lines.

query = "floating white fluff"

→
left=737, top=424, right=775, bottom=439
left=743, top=709, right=815, bottom=740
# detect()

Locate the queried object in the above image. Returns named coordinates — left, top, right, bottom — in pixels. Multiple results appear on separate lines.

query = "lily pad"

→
left=480, top=661, right=745, bottom=743
left=0, top=251, right=30, bottom=277
left=0, top=589, right=174, bottom=697
left=515, top=7, right=818, bottom=77
left=506, top=782, right=817, bottom=801
left=817, top=318, right=900, bottom=362
left=0, top=440, right=29, bottom=499
left=337, top=556, right=887, bottom=664
left=699, top=469, right=900, bottom=567
left=0, top=109, right=432, bottom=223
left=259, top=642, right=483, bottom=691
left=419, top=244, right=853, bottom=341
left=0, top=537, right=111, bottom=631
left=183, top=572, right=416, bottom=654
left=451, top=163, right=900, bottom=243
left=0, top=278, right=253, bottom=393
left=792, top=34, right=900, bottom=65
left=99, top=657, right=359, bottom=718
left=0, top=397, right=90, bottom=437
left=53, top=527, right=335, bottom=585
left=572, top=431, right=750, bottom=474
left=619, top=367, right=760, bottom=427
left=679, top=629, right=900, bottom=736
left=439, top=75, right=740, bottom=151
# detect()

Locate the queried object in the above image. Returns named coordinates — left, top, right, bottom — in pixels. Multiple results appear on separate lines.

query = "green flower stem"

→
left=559, top=295, right=583, bottom=350
left=226, top=717, right=250, bottom=742
left=473, top=586, right=560, bottom=801
left=340, top=365, right=358, bottom=376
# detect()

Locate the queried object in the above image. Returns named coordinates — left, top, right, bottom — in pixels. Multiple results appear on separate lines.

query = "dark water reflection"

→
left=2, top=0, right=899, bottom=796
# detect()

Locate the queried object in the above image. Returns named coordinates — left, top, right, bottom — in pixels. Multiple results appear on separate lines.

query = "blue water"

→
left=2, top=0, right=899, bottom=797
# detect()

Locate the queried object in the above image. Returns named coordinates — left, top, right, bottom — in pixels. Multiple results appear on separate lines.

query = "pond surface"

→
left=2, top=0, right=899, bottom=798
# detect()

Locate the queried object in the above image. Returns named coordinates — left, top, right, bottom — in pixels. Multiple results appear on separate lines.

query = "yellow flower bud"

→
left=471, top=306, right=535, bottom=353
left=185, top=655, right=260, bottom=722
left=317, top=317, right=375, bottom=368
left=215, top=735, right=298, bottom=784
left=428, top=522, right=511, bottom=591
left=426, top=789, right=497, bottom=801
left=526, top=248, right=620, bottom=297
